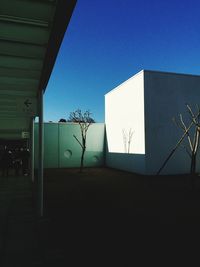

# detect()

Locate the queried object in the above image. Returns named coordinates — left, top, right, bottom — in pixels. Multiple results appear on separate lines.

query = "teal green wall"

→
left=34, top=122, right=105, bottom=168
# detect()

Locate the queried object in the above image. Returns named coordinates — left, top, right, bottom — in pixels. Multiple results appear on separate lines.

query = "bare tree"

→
left=172, top=104, right=200, bottom=174
left=122, top=128, right=134, bottom=153
left=68, top=109, right=95, bottom=172
left=157, top=105, right=200, bottom=175
left=157, top=104, right=200, bottom=175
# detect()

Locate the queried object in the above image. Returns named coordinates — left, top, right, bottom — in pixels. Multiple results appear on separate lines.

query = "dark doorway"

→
left=0, top=139, right=28, bottom=151
left=0, top=139, right=29, bottom=177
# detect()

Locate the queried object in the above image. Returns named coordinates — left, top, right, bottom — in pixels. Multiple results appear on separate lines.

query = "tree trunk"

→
left=190, top=128, right=199, bottom=175
left=190, top=153, right=196, bottom=175
left=80, top=147, right=85, bottom=172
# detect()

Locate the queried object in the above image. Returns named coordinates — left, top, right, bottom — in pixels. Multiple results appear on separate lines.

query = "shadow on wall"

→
left=105, top=123, right=200, bottom=175
left=105, top=138, right=200, bottom=175
left=148, top=145, right=200, bottom=175
left=106, top=152, right=146, bottom=174
left=105, top=131, right=146, bottom=174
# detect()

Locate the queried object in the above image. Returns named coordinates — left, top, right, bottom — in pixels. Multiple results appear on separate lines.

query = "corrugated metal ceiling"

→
left=0, top=0, right=76, bottom=122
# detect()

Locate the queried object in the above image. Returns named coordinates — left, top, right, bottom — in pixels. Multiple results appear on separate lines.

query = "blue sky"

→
left=44, top=0, right=200, bottom=122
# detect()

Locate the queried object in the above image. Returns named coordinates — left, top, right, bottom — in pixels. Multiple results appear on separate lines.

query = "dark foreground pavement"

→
left=37, top=168, right=200, bottom=266
left=1, top=168, right=200, bottom=266
left=0, top=175, right=42, bottom=267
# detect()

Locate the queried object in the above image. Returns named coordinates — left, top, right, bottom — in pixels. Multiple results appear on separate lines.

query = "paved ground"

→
left=0, top=175, right=42, bottom=267
left=39, top=168, right=200, bottom=266
left=0, top=168, right=200, bottom=266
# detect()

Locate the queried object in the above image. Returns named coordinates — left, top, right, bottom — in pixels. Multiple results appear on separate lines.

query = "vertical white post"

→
left=30, top=117, right=35, bottom=182
left=38, top=90, right=44, bottom=217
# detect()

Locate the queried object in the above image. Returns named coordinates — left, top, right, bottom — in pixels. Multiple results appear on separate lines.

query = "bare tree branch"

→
left=158, top=104, right=200, bottom=175
left=179, top=114, right=193, bottom=151
left=68, top=109, right=95, bottom=172
left=128, top=128, right=134, bottom=154
left=73, top=134, right=83, bottom=148
left=122, top=128, right=134, bottom=154
left=186, top=104, right=195, bottom=119
left=122, top=129, right=127, bottom=153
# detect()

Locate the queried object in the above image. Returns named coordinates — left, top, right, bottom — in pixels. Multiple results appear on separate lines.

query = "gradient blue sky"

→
left=44, top=0, right=200, bottom=122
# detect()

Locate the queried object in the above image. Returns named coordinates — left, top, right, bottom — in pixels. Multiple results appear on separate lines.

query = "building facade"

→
left=105, top=70, right=200, bottom=174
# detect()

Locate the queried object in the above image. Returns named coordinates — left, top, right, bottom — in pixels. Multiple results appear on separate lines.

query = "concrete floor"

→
left=0, top=175, right=41, bottom=267
left=0, top=168, right=200, bottom=266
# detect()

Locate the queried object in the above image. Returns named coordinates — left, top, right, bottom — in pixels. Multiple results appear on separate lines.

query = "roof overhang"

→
left=0, top=0, right=76, bottom=128
left=39, top=0, right=77, bottom=92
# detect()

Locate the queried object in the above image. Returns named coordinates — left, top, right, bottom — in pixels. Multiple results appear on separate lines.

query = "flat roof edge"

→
left=105, top=69, right=200, bottom=97
left=105, top=70, right=144, bottom=96
left=143, top=69, right=200, bottom=78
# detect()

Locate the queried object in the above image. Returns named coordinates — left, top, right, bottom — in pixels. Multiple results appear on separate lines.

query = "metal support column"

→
left=30, top=117, right=35, bottom=182
left=38, top=90, right=44, bottom=217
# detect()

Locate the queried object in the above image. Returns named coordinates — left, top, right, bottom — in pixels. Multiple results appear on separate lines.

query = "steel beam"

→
left=38, top=90, right=44, bottom=217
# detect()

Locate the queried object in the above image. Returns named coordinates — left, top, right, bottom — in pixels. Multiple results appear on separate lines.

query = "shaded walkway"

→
left=1, top=169, right=199, bottom=266
left=0, top=175, right=41, bottom=267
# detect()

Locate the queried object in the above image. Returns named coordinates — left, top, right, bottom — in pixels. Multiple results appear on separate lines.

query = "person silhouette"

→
left=20, top=148, right=30, bottom=176
left=13, top=148, right=22, bottom=176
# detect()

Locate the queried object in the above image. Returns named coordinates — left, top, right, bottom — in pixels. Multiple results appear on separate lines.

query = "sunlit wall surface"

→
left=34, top=122, right=105, bottom=168
left=105, top=70, right=146, bottom=174
left=105, top=70, right=145, bottom=154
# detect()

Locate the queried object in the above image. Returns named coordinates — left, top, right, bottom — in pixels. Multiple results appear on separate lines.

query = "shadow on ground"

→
left=34, top=167, right=200, bottom=266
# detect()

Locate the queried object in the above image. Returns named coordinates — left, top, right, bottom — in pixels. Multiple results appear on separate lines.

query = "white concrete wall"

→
left=105, top=70, right=146, bottom=173
left=144, top=71, right=200, bottom=174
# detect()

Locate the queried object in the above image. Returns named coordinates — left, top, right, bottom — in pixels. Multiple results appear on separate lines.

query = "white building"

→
left=105, top=70, right=200, bottom=175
